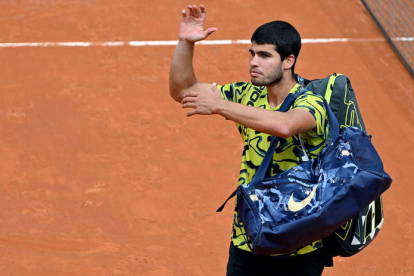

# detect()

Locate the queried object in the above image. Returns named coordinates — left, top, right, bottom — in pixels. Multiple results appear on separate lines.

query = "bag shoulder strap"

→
left=251, top=89, right=340, bottom=186
left=249, top=89, right=309, bottom=185
left=216, top=88, right=341, bottom=212
left=216, top=89, right=308, bottom=212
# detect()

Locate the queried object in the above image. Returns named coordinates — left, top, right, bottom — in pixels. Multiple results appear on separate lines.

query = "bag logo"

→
left=288, top=185, right=318, bottom=212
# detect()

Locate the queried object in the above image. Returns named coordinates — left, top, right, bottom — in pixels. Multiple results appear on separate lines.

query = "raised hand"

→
left=179, top=4, right=218, bottom=43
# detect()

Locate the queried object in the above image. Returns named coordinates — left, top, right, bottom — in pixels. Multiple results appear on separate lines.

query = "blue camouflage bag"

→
left=217, top=89, right=392, bottom=256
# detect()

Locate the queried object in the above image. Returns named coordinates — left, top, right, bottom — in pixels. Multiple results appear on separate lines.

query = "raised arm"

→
left=169, top=5, right=218, bottom=103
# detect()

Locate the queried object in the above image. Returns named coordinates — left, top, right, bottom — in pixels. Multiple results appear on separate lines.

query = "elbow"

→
left=168, top=76, right=184, bottom=103
left=270, top=121, right=296, bottom=139
left=169, top=82, right=188, bottom=103
left=169, top=88, right=183, bottom=103
left=169, top=81, right=197, bottom=103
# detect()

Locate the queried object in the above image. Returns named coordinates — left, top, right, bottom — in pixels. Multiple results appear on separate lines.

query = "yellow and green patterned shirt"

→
left=219, top=82, right=328, bottom=256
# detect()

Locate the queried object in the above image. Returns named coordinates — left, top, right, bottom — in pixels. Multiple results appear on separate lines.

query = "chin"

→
left=251, top=79, right=263, bottom=86
left=251, top=80, right=268, bottom=86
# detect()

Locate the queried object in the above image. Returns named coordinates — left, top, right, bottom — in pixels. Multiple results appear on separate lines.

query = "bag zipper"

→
left=260, top=175, right=315, bottom=188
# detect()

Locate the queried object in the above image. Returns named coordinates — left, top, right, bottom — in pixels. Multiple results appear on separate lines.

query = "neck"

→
left=266, top=74, right=298, bottom=108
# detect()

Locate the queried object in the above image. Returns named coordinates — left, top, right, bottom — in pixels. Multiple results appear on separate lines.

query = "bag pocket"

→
left=245, top=177, right=319, bottom=228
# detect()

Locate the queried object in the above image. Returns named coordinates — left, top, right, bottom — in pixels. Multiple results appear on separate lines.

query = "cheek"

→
left=267, top=62, right=282, bottom=74
left=263, top=61, right=276, bottom=71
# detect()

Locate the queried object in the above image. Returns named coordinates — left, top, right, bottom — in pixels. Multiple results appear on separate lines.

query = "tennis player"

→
left=169, top=5, right=332, bottom=276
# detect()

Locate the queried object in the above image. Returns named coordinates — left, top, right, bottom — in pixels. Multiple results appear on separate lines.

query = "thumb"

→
left=204, top=27, right=218, bottom=38
left=211, top=82, right=220, bottom=95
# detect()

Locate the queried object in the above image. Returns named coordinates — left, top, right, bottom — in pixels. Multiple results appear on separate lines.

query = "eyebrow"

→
left=249, top=49, right=273, bottom=56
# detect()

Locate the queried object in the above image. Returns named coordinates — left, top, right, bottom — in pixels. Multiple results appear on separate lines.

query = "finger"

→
left=186, top=109, right=198, bottom=117
left=183, top=92, right=199, bottom=98
left=181, top=103, right=197, bottom=109
left=181, top=9, right=187, bottom=18
left=193, top=5, right=201, bottom=18
left=181, top=97, right=196, bottom=104
left=204, top=27, right=218, bottom=38
left=187, top=5, right=194, bottom=17
left=211, top=82, right=217, bottom=91
left=200, top=5, right=207, bottom=19
left=211, top=82, right=221, bottom=97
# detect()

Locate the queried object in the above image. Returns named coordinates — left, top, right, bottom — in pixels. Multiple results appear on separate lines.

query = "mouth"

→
left=250, top=69, right=261, bottom=77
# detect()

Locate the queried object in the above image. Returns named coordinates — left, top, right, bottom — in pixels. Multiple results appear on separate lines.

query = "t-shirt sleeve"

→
left=218, top=82, right=250, bottom=103
left=293, top=92, right=327, bottom=137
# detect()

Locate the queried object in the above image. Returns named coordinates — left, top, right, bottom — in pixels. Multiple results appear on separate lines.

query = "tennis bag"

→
left=300, top=73, right=385, bottom=257
left=217, top=83, right=392, bottom=256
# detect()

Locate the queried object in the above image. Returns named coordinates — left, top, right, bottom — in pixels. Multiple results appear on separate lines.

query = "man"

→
left=169, top=4, right=330, bottom=276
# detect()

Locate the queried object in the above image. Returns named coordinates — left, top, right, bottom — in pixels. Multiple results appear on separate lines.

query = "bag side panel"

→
left=305, top=73, right=385, bottom=257
left=326, top=75, right=384, bottom=257
left=236, top=187, right=262, bottom=247
left=334, top=75, right=366, bottom=131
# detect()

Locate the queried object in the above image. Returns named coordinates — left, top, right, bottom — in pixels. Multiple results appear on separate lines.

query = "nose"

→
left=250, top=55, right=259, bottom=67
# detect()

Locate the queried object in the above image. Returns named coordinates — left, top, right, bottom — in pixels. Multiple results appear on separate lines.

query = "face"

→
left=249, top=42, right=284, bottom=86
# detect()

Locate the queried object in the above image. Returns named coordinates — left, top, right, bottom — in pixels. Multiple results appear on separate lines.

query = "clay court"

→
left=0, top=0, right=413, bottom=275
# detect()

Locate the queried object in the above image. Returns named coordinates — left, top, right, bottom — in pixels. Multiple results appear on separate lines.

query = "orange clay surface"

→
left=0, top=0, right=413, bottom=275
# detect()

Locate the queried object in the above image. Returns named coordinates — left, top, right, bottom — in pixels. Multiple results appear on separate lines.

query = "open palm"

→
left=179, top=5, right=217, bottom=43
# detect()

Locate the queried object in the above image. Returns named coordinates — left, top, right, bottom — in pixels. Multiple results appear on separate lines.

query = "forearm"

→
left=169, top=41, right=198, bottom=102
left=216, top=100, right=300, bottom=138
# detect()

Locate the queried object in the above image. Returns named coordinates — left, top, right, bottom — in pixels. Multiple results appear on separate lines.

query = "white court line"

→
left=392, top=37, right=414, bottom=41
left=0, top=37, right=406, bottom=48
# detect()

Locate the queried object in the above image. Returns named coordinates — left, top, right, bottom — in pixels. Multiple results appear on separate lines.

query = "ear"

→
left=283, top=54, right=295, bottom=70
